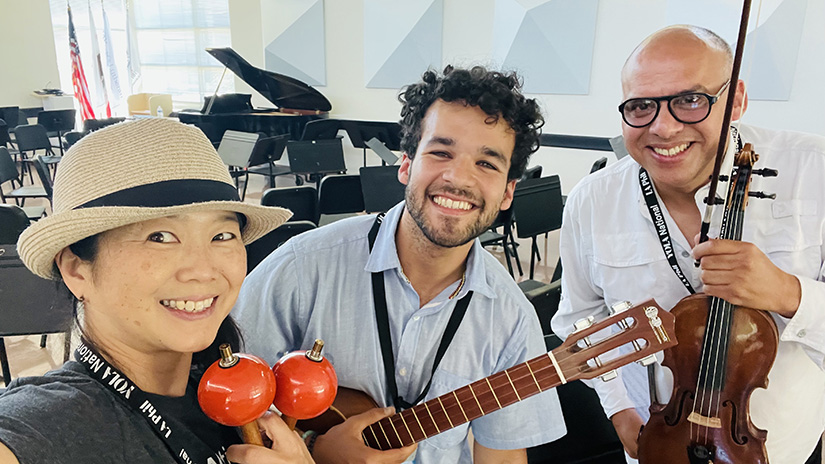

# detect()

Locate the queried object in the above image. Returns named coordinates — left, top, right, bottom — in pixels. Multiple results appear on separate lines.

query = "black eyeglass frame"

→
left=618, top=80, right=731, bottom=128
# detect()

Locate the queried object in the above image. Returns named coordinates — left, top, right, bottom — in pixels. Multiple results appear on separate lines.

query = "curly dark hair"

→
left=398, top=65, right=544, bottom=180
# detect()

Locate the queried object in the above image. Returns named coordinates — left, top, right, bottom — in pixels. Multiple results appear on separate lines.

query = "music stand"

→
left=340, top=120, right=401, bottom=166
left=286, top=138, right=346, bottom=188
left=37, top=109, right=76, bottom=155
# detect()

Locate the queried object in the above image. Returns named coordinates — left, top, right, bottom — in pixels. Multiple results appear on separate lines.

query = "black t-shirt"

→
left=0, top=361, right=240, bottom=464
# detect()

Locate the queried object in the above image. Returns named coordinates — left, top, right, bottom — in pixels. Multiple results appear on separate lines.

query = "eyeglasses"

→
left=618, top=80, right=731, bottom=128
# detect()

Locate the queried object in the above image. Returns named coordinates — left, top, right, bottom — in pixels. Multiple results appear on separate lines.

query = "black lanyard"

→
left=367, top=213, right=472, bottom=411
left=636, top=126, right=743, bottom=295
left=74, top=340, right=229, bottom=464
left=638, top=167, right=697, bottom=295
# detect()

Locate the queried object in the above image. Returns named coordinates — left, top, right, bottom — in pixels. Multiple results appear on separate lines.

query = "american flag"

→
left=69, top=5, right=95, bottom=121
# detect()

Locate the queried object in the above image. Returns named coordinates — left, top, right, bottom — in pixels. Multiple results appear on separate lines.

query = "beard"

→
left=404, top=184, right=503, bottom=248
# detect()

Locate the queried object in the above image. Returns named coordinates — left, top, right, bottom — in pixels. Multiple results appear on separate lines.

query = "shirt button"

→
left=797, top=329, right=807, bottom=338
left=399, top=368, right=408, bottom=376
left=413, top=316, right=420, bottom=321
left=682, top=251, right=690, bottom=258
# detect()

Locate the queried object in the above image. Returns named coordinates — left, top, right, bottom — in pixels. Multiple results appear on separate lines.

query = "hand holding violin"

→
left=693, top=236, right=802, bottom=318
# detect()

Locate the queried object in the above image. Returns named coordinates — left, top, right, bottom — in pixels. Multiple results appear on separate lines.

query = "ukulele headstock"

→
left=557, top=299, right=677, bottom=383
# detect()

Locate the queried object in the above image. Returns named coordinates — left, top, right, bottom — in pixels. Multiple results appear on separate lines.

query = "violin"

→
left=637, top=144, right=779, bottom=464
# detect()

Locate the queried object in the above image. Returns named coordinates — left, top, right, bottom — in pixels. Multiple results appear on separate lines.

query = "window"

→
left=50, top=0, right=233, bottom=113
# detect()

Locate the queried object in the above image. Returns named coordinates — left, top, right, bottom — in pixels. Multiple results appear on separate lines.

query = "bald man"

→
left=552, top=25, right=825, bottom=463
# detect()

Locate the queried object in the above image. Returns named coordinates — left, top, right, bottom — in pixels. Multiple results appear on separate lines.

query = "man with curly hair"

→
left=234, top=65, right=566, bottom=463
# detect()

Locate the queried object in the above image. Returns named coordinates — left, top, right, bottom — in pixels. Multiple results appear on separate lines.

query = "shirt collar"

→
left=364, top=202, right=497, bottom=300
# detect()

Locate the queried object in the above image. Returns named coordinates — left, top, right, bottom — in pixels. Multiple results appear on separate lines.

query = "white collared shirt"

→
left=552, top=124, right=825, bottom=464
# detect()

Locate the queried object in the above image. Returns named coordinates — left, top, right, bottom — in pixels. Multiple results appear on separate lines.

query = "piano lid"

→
left=206, top=47, right=332, bottom=112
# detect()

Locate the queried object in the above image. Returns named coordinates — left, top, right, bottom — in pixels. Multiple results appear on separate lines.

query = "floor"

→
left=2, top=170, right=560, bottom=384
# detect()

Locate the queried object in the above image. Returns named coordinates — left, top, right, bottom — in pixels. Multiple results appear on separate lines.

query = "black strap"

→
left=367, top=213, right=472, bottom=411
left=638, top=168, right=696, bottom=294
left=74, top=340, right=229, bottom=464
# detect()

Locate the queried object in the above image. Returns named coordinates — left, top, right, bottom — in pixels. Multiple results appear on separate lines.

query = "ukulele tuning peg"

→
left=748, top=191, right=776, bottom=200
left=600, top=370, right=618, bottom=382
left=609, top=301, right=632, bottom=315
left=752, top=168, right=778, bottom=177
left=637, top=354, right=657, bottom=366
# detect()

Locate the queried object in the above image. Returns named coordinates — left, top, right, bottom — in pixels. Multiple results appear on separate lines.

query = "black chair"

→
left=37, top=109, right=76, bottom=155
left=32, top=156, right=54, bottom=203
left=318, top=174, right=364, bottom=224
left=13, top=124, right=61, bottom=182
left=359, top=165, right=406, bottom=213
left=261, top=185, right=319, bottom=225
left=246, top=134, right=292, bottom=188
left=521, top=165, right=543, bottom=181
left=82, top=117, right=126, bottom=134
left=63, top=131, right=84, bottom=148
left=0, top=119, right=12, bottom=148
left=590, top=157, right=608, bottom=174
left=0, top=204, right=30, bottom=245
left=0, top=147, right=49, bottom=216
left=480, top=206, right=521, bottom=278
left=512, top=175, right=564, bottom=281
left=245, top=220, right=316, bottom=273
left=0, top=107, right=20, bottom=138
left=0, top=244, right=74, bottom=386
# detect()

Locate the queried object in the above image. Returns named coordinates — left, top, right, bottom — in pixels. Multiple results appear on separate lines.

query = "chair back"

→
left=0, top=147, right=21, bottom=186
left=0, top=205, right=30, bottom=244
left=286, top=138, right=346, bottom=175
left=318, top=174, right=364, bottom=215
left=261, top=186, right=319, bottom=225
left=83, top=117, right=126, bottom=133
left=359, top=165, right=405, bottom=213
left=0, top=244, right=74, bottom=337
left=0, top=107, right=20, bottom=129
left=217, top=130, right=259, bottom=167
left=521, top=165, right=543, bottom=181
left=37, top=109, right=76, bottom=134
left=590, top=156, right=608, bottom=173
left=246, top=221, right=316, bottom=273
left=13, top=124, right=52, bottom=153
left=148, top=94, right=173, bottom=117
left=32, top=156, right=54, bottom=199
left=63, top=131, right=84, bottom=148
left=0, top=119, right=11, bottom=147
left=512, top=175, right=563, bottom=239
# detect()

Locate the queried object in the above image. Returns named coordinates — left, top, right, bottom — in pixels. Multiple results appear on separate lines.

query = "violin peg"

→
left=748, top=191, right=776, bottom=200
left=717, top=174, right=729, bottom=182
left=703, top=196, right=725, bottom=205
left=752, top=168, right=778, bottom=177
left=599, top=370, right=618, bottom=382
left=609, top=301, right=632, bottom=315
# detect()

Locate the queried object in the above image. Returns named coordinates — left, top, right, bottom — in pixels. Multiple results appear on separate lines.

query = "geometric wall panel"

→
left=665, top=0, right=806, bottom=101
left=262, top=0, right=326, bottom=86
left=492, top=0, right=598, bottom=95
left=364, top=0, right=443, bottom=89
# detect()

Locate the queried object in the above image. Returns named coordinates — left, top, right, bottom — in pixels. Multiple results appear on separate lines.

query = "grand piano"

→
left=178, top=47, right=331, bottom=144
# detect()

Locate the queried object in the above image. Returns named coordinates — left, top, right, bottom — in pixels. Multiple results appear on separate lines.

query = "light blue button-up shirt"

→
left=234, top=202, right=565, bottom=463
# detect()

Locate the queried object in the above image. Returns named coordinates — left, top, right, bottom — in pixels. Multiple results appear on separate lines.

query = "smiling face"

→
left=58, top=210, right=246, bottom=358
left=621, top=28, right=745, bottom=199
left=398, top=99, right=516, bottom=248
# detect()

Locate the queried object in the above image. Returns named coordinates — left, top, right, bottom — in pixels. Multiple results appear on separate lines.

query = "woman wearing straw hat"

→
left=0, top=119, right=312, bottom=464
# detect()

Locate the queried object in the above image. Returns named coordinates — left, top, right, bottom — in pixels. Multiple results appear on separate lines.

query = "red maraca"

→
left=198, top=344, right=277, bottom=445
left=272, top=339, right=338, bottom=430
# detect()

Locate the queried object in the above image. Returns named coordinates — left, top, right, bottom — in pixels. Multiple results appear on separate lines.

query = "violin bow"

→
left=697, top=0, right=755, bottom=247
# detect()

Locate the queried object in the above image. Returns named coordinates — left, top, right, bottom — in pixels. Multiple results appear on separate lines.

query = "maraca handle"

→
left=241, top=421, right=264, bottom=446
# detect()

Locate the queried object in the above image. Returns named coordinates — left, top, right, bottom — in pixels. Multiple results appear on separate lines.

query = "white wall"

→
left=229, top=0, right=825, bottom=193
left=0, top=0, right=62, bottom=110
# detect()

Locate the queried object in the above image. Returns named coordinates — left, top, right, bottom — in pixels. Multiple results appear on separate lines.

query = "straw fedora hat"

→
left=18, top=118, right=292, bottom=280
